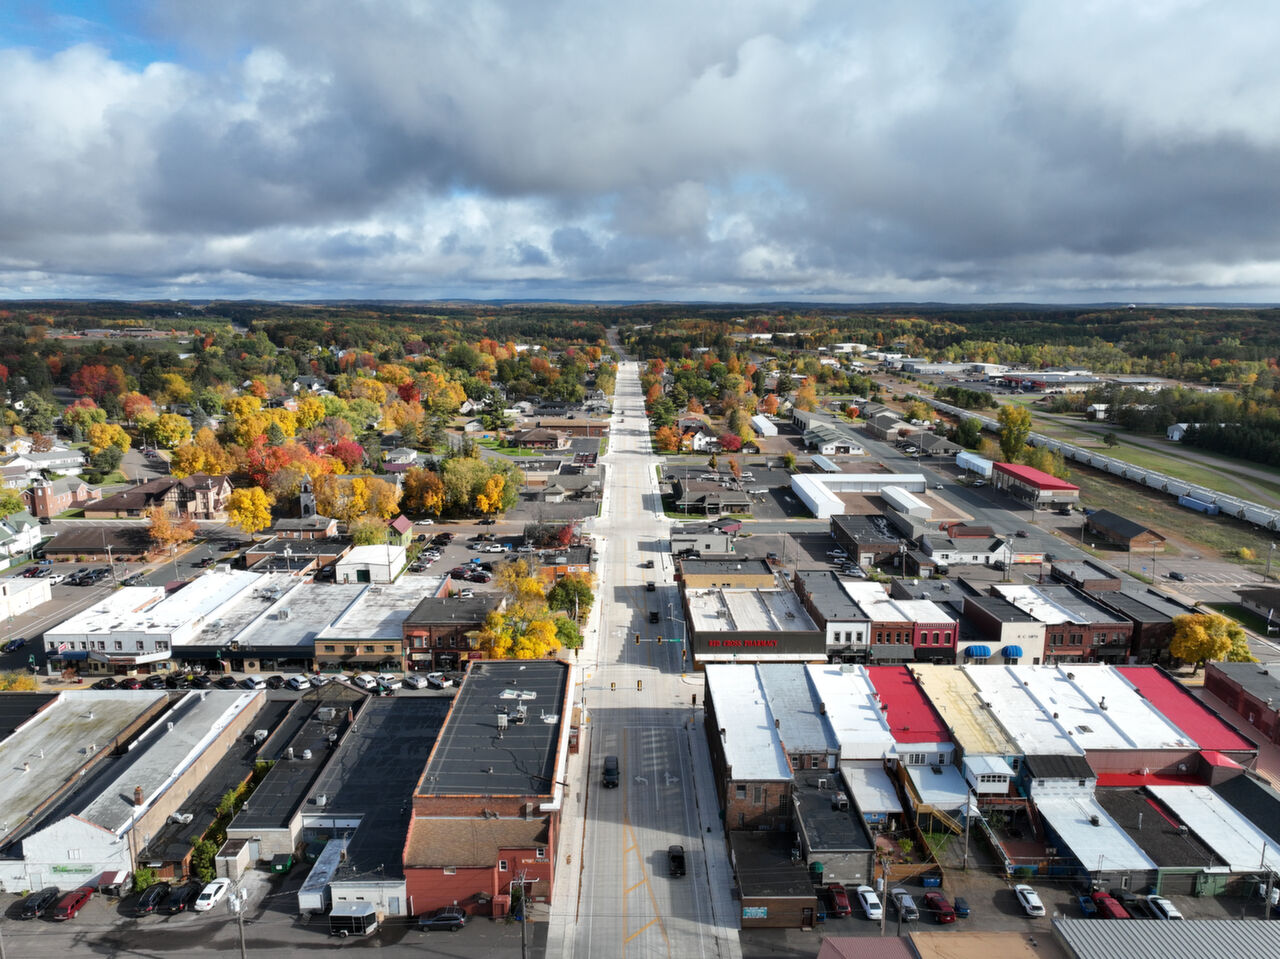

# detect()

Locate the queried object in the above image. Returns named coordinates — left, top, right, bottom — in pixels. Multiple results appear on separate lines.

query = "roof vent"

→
left=1099, top=697, right=1107, bottom=711
left=1090, top=815, right=1100, bottom=826
left=315, top=794, right=327, bottom=807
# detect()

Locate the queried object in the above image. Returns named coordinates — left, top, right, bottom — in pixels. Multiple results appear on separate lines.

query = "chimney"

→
left=774, top=718, right=780, bottom=730
left=134, top=786, right=144, bottom=806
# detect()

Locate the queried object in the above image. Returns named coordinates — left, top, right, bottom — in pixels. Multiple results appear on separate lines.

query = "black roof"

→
left=831, top=513, right=901, bottom=544
left=794, top=569, right=863, bottom=621
left=405, top=594, right=502, bottom=627
left=1206, top=662, right=1280, bottom=704
left=308, top=697, right=451, bottom=880
left=1024, top=754, right=1095, bottom=780
left=417, top=660, right=569, bottom=799
left=964, top=595, right=1039, bottom=624
left=728, top=831, right=817, bottom=899
left=1095, top=787, right=1227, bottom=867
left=792, top=770, right=875, bottom=854
left=1087, top=509, right=1162, bottom=541
left=0, top=693, right=58, bottom=740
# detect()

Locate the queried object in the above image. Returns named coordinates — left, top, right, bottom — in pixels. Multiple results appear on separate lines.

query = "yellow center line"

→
left=625, top=918, right=659, bottom=943
left=625, top=879, right=648, bottom=894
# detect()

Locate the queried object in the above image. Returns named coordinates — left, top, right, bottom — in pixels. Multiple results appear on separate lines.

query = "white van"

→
left=286, top=674, right=311, bottom=691
left=352, top=673, right=379, bottom=691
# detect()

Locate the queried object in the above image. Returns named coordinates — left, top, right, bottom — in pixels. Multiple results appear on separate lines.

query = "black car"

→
left=20, top=886, right=60, bottom=919
left=166, top=674, right=193, bottom=689
left=135, top=882, right=172, bottom=917
left=190, top=673, right=215, bottom=689
left=163, top=881, right=204, bottom=915
left=141, top=674, right=168, bottom=690
left=92, top=677, right=119, bottom=690
left=265, top=674, right=286, bottom=689
left=213, top=675, right=240, bottom=689
left=417, top=907, right=467, bottom=931
left=602, top=755, right=620, bottom=788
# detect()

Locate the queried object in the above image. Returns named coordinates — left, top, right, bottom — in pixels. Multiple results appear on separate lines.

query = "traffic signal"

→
left=637, top=680, right=643, bottom=691
left=657, top=635, right=663, bottom=644
left=635, top=633, right=640, bottom=645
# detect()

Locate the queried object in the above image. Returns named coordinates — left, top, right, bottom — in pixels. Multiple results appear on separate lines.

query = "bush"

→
left=132, top=866, right=158, bottom=892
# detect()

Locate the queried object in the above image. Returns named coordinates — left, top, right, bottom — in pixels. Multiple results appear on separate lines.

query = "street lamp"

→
left=1266, top=543, right=1277, bottom=582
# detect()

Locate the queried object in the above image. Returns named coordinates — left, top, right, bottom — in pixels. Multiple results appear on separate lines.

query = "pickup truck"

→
left=667, top=845, right=686, bottom=877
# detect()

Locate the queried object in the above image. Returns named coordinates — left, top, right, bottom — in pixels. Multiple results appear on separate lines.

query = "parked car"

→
left=853, top=884, right=879, bottom=919
left=1111, top=888, right=1148, bottom=917
left=352, top=673, right=379, bottom=691
left=190, top=673, right=215, bottom=688
left=118, top=677, right=143, bottom=690
left=52, top=887, right=92, bottom=920
left=265, top=674, right=286, bottom=689
left=890, top=887, right=919, bottom=921
left=48, top=573, right=66, bottom=585
left=163, top=881, right=204, bottom=914
left=214, top=675, right=239, bottom=689
left=194, top=878, right=230, bottom=912
left=286, top=674, right=311, bottom=691
left=1146, top=894, right=1184, bottom=920
left=403, top=673, right=431, bottom=690
left=952, top=896, right=970, bottom=918
left=667, top=845, right=686, bottom=877
left=141, top=674, right=167, bottom=690
left=309, top=674, right=331, bottom=688
left=239, top=675, right=267, bottom=690
left=92, top=678, right=119, bottom=690
left=826, top=882, right=852, bottom=918
left=922, top=892, right=955, bottom=923
left=377, top=673, right=402, bottom=690
left=1090, top=891, right=1130, bottom=920
left=602, top=754, right=620, bottom=788
left=1015, top=884, right=1045, bottom=917
left=166, top=674, right=193, bottom=689
left=425, top=672, right=453, bottom=689
left=135, top=882, right=172, bottom=917
left=418, top=906, right=467, bottom=931
left=20, top=886, right=61, bottom=919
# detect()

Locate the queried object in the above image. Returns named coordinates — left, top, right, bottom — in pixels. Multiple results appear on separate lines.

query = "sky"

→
left=3, top=0, right=1280, bottom=304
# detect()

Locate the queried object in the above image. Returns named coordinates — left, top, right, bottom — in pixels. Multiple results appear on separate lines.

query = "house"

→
left=387, top=515, right=414, bottom=547
left=21, top=475, right=101, bottom=519
left=0, top=511, right=42, bottom=557
left=3, top=447, right=87, bottom=478
left=509, top=428, right=563, bottom=450
left=681, top=423, right=720, bottom=453
left=292, top=375, right=327, bottom=392
left=1085, top=509, right=1167, bottom=551
left=84, top=474, right=233, bottom=520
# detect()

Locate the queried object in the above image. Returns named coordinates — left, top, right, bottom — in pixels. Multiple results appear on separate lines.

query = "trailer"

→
left=955, top=451, right=993, bottom=478
left=329, top=901, right=378, bottom=939
left=1178, top=494, right=1219, bottom=516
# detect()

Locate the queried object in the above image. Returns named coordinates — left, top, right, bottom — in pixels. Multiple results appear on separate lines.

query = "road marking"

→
left=625, top=918, right=659, bottom=943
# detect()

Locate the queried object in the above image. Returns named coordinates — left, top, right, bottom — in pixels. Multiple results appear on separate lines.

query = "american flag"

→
left=57, top=643, right=69, bottom=652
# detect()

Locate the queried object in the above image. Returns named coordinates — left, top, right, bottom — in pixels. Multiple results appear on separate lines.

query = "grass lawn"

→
left=1206, top=603, right=1278, bottom=635
left=1067, top=462, right=1276, bottom=563
left=475, top=438, right=543, bottom=457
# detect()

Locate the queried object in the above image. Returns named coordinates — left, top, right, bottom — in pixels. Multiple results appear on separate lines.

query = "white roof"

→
left=337, top=544, right=407, bottom=565
left=905, top=763, right=969, bottom=811
left=704, top=666, right=792, bottom=781
left=965, top=664, right=1195, bottom=753
left=686, top=588, right=817, bottom=634
left=888, top=599, right=954, bottom=625
left=804, top=665, right=895, bottom=760
left=44, top=586, right=166, bottom=640
left=317, top=580, right=440, bottom=639
left=840, top=763, right=902, bottom=815
left=1148, top=785, right=1280, bottom=871
left=1036, top=797, right=1158, bottom=871
left=965, top=754, right=1016, bottom=778
left=992, top=584, right=1080, bottom=625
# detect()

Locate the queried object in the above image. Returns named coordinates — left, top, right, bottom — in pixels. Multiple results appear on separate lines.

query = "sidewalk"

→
left=685, top=714, right=745, bottom=959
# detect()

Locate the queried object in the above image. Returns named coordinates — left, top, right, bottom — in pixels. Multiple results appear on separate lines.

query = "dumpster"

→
left=270, top=853, right=294, bottom=874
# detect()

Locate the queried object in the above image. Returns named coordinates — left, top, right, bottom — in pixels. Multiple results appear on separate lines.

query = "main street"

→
left=546, top=359, right=742, bottom=959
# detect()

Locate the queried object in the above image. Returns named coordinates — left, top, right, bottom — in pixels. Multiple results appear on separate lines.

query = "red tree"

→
left=718, top=433, right=743, bottom=452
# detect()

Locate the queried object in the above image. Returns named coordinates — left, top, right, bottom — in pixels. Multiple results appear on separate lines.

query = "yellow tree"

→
left=365, top=477, right=402, bottom=519
left=146, top=506, right=197, bottom=551
left=170, top=427, right=236, bottom=477
left=224, top=395, right=269, bottom=446
left=153, top=413, right=193, bottom=449
left=402, top=467, right=445, bottom=516
left=158, top=373, right=192, bottom=408
left=226, top=487, right=275, bottom=536
left=314, top=474, right=372, bottom=525
left=475, top=474, right=505, bottom=517
left=295, top=394, right=326, bottom=430
left=88, top=422, right=131, bottom=455
left=1170, top=614, right=1241, bottom=673
left=794, top=381, right=818, bottom=412
left=997, top=402, right=1033, bottom=461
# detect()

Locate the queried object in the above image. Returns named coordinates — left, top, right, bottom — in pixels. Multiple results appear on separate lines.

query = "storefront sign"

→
left=707, top=639, right=778, bottom=648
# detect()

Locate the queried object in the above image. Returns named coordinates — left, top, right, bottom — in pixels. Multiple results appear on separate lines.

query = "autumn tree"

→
left=87, top=422, right=131, bottom=456
left=547, top=574, right=594, bottom=618
left=997, top=403, right=1033, bottom=461
left=760, top=394, right=779, bottom=416
left=794, top=381, right=818, bottom=412
left=349, top=516, right=388, bottom=545
left=313, top=474, right=371, bottom=525
left=365, top=477, right=403, bottom=520
left=476, top=474, right=505, bottom=517
left=63, top=398, right=107, bottom=439
left=1169, top=613, right=1245, bottom=673
left=120, top=391, right=157, bottom=426
left=728, top=457, right=742, bottom=479
left=225, top=487, right=275, bottom=536
left=653, top=425, right=680, bottom=453
left=477, top=560, right=561, bottom=659
left=402, top=467, right=445, bottom=516
left=0, top=490, right=23, bottom=517
left=170, top=428, right=236, bottom=478
left=153, top=413, right=193, bottom=449
left=146, top=507, right=197, bottom=551
left=70, top=363, right=125, bottom=402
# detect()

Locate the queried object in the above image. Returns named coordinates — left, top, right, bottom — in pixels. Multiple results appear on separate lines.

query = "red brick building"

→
left=21, top=476, right=101, bottom=519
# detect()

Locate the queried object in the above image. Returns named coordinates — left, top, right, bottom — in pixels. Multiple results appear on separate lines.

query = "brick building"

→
left=402, top=594, right=503, bottom=671
left=21, top=475, right=101, bottom=519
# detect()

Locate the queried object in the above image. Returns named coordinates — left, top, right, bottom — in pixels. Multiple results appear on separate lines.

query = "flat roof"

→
left=962, top=665, right=1083, bottom=756
left=905, top=762, right=968, bottom=810
left=756, top=664, right=838, bottom=754
left=0, top=690, right=168, bottom=847
left=1035, top=585, right=1128, bottom=624
left=1118, top=666, right=1254, bottom=753
left=729, top=831, right=815, bottom=898
left=405, top=593, right=501, bottom=626
left=417, top=660, right=570, bottom=797
left=794, top=570, right=865, bottom=622
left=909, top=665, right=1017, bottom=756
left=1095, top=787, right=1227, bottom=867
left=1035, top=796, right=1158, bottom=871
left=231, top=686, right=365, bottom=830
left=77, top=690, right=260, bottom=834
left=867, top=666, right=950, bottom=744
left=793, top=769, right=875, bottom=853
left=686, top=587, right=818, bottom=634
left=704, top=666, right=792, bottom=781
left=0, top=692, right=58, bottom=741
left=1206, top=661, right=1280, bottom=705
left=307, top=697, right=450, bottom=880
left=1147, top=785, right=1280, bottom=871
left=1053, top=918, right=1280, bottom=959
left=316, top=581, right=436, bottom=640
left=804, top=665, right=895, bottom=760
left=44, top=586, right=166, bottom=638
left=840, top=762, right=902, bottom=814
left=679, top=558, right=774, bottom=577
left=992, top=585, right=1120, bottom=625
left=207, top=582, right=366, bottom=649
left=54, top=571, right=261, bottom=639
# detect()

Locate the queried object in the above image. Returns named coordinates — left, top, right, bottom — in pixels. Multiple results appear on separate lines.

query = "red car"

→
left=923, top=891, right=956, bottom=923
left=1090, top=891, right=1130, bottom=920
left=827, top=882, right=852, bottom=918
left=52, top=887, right=92, bottom=920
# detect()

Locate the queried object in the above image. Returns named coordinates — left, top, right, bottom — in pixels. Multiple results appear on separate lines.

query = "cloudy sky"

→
left=2, top=1, right=1278, bottom=303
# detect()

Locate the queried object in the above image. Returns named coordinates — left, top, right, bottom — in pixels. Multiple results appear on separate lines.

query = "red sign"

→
left=707, top=639, right=778, bottom=648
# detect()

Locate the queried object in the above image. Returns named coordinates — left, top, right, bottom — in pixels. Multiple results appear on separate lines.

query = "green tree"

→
left=1103, top=432, right=1119, bottom=448
left=20, top=392, right=57, bottom=434
left=0, top=490, right=23, bottom=517
left=349, top=516, right=387, bottom=545
left=547, top=574, right=594, bottom=617
left=555, top=616, right=584, bottom=650
left=954, top=417, right=984, bottom=449
left=782, top=451, right=797, bottom=472
left=997, top=403, right=1033, bottom=461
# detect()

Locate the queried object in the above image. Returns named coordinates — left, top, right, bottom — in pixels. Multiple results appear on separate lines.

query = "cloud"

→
left=2, top=0, right=1280, bottom=301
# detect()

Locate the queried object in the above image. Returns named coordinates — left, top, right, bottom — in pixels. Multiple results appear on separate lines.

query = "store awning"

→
left=58, top=650, right=90, bottom=661
left=964, top=645, right=992, bottom=658
left=1001, top=646, right=1023, bottom=658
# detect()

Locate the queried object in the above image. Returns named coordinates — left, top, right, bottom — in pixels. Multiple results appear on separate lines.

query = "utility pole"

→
left=231, top=885, right=248, bottom=959
left=963, top=792, right=972, bottom=871
left=879, top=856, right=889, bottom=937
left=511, top=871, right=530, bottom=959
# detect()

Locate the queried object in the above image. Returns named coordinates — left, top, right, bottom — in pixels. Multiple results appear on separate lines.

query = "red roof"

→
left=993, top=462, right=1080, bottom=491
left=388, top=515, right=413, bottom=534
left=867, top=666, right=950, bottom=744
left=1117, top=666, right=1255, bottom=752
left=1095, top=772, right=1201, bottom=787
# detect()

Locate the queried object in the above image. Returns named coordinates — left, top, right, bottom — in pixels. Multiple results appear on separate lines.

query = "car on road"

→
left=3, top=637, right=26, bottom=653
left=20, top=886, right=61, bottom=919
left=194, top=878, right=230, bottom=912
left=1015, top=883, right=1045, bottom=917
left=1146, top=894, right=1184, bottom=920
left=1015, top=529, right=1029, bottom=538
left=922, top=891, right=956, bottom=923
left=649, top=610, right=660, bottom=624
left=1168, top=571, right=1187, bottom=581
left=518, top=544, right=536, bottom=552
left=853, top=884, right=880, bottom=920
left=417, top=907, right=467, bottom=931
left=163, top=881, right=204, bottom=914
left=601, top=754, right=620, bottom=788
left=890, top=887, right=919, bottom=921
left=645, top=581, right=656, bottom=592
left=52, top=887, right=92, bottom=920
left=667, top=845, right=686, bottom=877
left=135, top=881, right=172, bottom=917
left=972, top=479, right=986, bottom=487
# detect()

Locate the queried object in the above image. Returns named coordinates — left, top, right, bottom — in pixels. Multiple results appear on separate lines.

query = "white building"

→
left=1, top=576, right=50, bottom=620
left=334, top=544, right=407, bottom=584
left=749, top=414, right=777, bottom=437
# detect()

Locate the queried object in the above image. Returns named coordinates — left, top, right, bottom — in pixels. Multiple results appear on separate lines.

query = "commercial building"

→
left=991, top=462, right=1080, bottom=510
left=792, top=570, right=870, bottom=661
left=830, top=513, right=905, bottom=567
left=404, top=660, right=573, bottom=918
left=334, top=544, right=407, bottom=584
left=678, top=557, right=777, bottom=589
left=670, top=523, right=736, bottom=556
left=1, top=576, right=51, bottom=621
left=1203, top=661, right=1280, bottom=746
left=684, top=587, right=825, bottom=666
left=1084, top=510, right=1167, bottom=551
left=990, top=585, right=1133, bottom=664
left=961, top=594, right=1047, bottom=663
left=312, top=580, right=438, bottom=673
left=402, top=593, right=503, bottom=672
left=793, top=473, right=927, bottom=519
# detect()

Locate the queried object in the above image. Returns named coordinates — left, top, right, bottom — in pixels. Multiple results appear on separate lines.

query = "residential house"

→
left=387, top=515, right=414, bottom=547
left=0, top=511, right=41, bottom=557
left=509, top=428, right=563, bottom=450
left=0, top=446, right=87, bottom=479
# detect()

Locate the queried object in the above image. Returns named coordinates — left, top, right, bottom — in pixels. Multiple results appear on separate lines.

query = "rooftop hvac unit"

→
left=253, top=729, right=268, bottom=745
left=316, top=707, right=337, bottom=722
left=1177, top=825, right=1189, bottom=836
left=1090, top=816, right=1101, bottom=826
left=169, top=812, right=193, bottom=825
left=302, top=749, right=312, bottom=760
left=314, top=794, right=327, bottom=807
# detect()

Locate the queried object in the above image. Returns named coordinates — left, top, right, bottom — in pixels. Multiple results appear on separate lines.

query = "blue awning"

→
left=57, top=650, right=89, bottom=661
left=1001, top=646, right=1024, bottom=658
left=965, top=645, right=992, bottom=658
